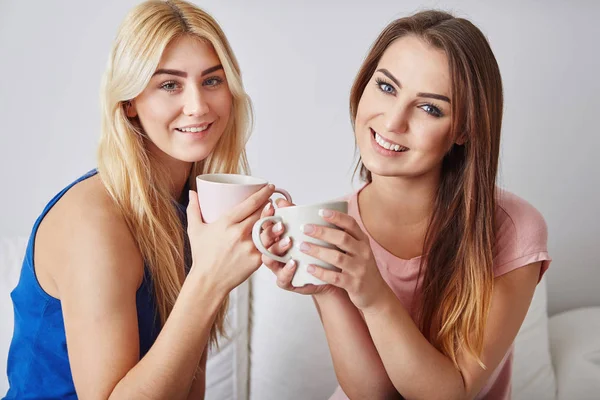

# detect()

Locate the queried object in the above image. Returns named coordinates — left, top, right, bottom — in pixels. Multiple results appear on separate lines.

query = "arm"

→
left=358, top=262, right=541, bottom=400
left=313, top=290, right=402, bottom=400
left=43, top=183, right=273, bottom=400
left=301, top=209, right=542, bottom=400
left=186, top=348, right=209, bottom=400
left=257, top=199, right=400, bottom=400
left=53, top=210, right=224, bottom=400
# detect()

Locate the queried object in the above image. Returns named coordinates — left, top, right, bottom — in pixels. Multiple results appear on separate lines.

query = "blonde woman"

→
left=262, top=10, right=550, bottom=400
left=4, top=1, right=272, bottom=398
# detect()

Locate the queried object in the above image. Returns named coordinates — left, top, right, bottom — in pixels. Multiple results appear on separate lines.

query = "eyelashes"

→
left=374, top=77, right=444, bottom=118
left=160, top=80, right=180, bottom=92
left=420, top=103, right=444, bottom=118
left=375, top=77, right=396, bottom=95
left=158, top=76, right=225, bottom=93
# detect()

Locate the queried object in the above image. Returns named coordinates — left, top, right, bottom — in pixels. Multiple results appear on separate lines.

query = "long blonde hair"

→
left=97, top=0, right=252, bottom=346
left=350, top=11, right=502, bottom=368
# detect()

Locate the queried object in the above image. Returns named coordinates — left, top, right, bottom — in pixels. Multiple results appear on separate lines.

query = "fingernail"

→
left=286, top=259, right=296, bottom=270
left=263, top=202, right=272, bottom=212
left=319, top=209, right=333, bottom=218
left=273, top=222, right=283, bottom=233
left=307, top=265, right=315, bottom=273
left=280, top=236, right=290, bottom=246
left=301, top=224, right=315, bottom=234
left=268, top=184, right=275, bottom=190
left=300, top=242, right=311, bottom=252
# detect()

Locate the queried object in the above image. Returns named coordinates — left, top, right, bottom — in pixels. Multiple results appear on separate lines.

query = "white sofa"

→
left=2, top=236, right=599, bottom=399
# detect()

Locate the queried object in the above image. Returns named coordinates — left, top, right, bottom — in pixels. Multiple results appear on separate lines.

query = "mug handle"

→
left=252, top=216, right=291, bottom=263
left=272, top=188, right=292, bottom=207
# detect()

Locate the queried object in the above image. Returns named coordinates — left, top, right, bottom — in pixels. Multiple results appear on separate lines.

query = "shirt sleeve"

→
left=493, top=193, right=551, bottom=281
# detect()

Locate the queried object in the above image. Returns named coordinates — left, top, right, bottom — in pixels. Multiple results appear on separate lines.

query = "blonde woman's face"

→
left=355, top=36, right=455, bottom=180
left=130, top=35, right=232, bottom=163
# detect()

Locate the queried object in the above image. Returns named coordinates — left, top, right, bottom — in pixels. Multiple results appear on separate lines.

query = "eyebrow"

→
left=376, top=68, right=451, bottom=104
left=152, top=64, right=224, bottom=78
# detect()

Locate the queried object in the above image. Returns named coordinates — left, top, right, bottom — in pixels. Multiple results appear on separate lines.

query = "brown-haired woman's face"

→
left=355, top=35, right=456, bottom=180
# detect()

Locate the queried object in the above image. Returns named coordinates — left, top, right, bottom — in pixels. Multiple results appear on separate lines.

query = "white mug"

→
left=252, top=200, right=348, bottom=287
left=196, top=173, right=292, bottom=223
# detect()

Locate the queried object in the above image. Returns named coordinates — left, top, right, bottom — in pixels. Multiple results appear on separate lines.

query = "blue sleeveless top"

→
left=4, top=170, right=190, bottom=399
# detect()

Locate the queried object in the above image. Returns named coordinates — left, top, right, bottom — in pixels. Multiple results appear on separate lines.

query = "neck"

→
left=148, top=142, right=193, bottom=201
left=168, top=161, right=193, bottom=201
left=360, top=168, right=441, bottom=226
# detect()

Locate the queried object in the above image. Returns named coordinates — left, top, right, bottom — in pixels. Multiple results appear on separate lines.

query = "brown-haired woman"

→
left=262, top=10, right=550, bottom=400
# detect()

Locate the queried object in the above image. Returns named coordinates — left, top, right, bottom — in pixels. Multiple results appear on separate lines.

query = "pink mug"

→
left=195, top=174, right=292, bottom=223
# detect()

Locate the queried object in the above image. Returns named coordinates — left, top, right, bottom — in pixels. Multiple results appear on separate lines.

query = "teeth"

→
left=178, top=126, right=208, bottom=133
left=374, top=132, right=407, bottom=152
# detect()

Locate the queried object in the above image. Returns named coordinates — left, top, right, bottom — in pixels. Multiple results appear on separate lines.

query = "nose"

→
left=384, top=102, right=409, bottom=134
left=182, top=87, right=209, bottom=117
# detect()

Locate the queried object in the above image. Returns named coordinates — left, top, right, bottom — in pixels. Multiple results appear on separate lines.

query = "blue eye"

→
left=160, top=81, right=180, bottom=92
left=375, top=78, right=396, bottom=95
left=420, top=103, right=444, bottom=118
left=204, top=76, right=224, bottom=87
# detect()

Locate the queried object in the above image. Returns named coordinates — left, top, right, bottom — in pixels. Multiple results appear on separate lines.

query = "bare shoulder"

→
left=35, top=174, right=143, bottom=298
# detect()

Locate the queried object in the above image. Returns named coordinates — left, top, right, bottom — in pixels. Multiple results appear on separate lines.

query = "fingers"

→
left=260, top=235, right=292, bottom=269
left=300, top=224, right=359, bottom=254
left=269, top=235, right=292, bottom=256
left=275, top=198, right=295, bottom=208
left=318, top=209, right=364, bottom=240
left=186, top=190, right=204, bottom=231
left=262, top=256, right=295, bottom=289
left=274, top=259, right=297, bottom=289
left=260, top=201, right=275, bottom=219
left=262, top=257, right=334, bottom=294
left=262, top=253, right=284, bottom=272
left=299, top=241, right=350, bottom=270
left=259, top=221, right=286, bottom=250
left=306, top=264, right=345, bottom=289
left=228, top=184, right=275, bottom=224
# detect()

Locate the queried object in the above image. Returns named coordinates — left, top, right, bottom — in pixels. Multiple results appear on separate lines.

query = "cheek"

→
left=210, top=90, right=233, bottom=119
left=136, top=94, right=180, bottom=128
left=415, top=123, right=454, bottom=156
left=355, top=90, right=378, bottom=127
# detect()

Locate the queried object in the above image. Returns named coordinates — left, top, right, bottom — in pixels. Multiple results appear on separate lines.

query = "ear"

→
left=455, top=133, right=467, bottom=146
left=125, top=100, right=138, bottom=118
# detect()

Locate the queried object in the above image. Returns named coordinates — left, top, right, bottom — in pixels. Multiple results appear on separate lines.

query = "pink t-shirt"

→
left=329, top=187, right=551, bottom=400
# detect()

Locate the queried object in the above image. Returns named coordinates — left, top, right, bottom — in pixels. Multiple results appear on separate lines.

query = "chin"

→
left=361, top=155, right=414, bottom=179
left=178, top=141, right=221, bottom=162
left=177, top=152, right=213, bottom=163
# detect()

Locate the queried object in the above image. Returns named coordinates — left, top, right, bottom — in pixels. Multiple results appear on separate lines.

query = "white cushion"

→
left=0, top=236, right=29, bottom=395
left=206, top=280, right=250, bottom=400
left=249, top=266, right=337, bottom=400
left=549, top=307, right=600, bottom=400
left=512, top=275, right=557, bottom=400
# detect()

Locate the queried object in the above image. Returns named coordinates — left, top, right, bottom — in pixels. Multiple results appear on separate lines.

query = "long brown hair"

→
left=98, top=0, right=252, bottom=347
left=350, top=10, right=503, bottom=368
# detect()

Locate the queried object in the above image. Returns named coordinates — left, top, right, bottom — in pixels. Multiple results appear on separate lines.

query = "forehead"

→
left=378, top=35, right=451, bottom=96
left=157, top=35, right=221, bottom=71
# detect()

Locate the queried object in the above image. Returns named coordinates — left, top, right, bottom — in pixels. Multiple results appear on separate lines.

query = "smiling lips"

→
left=175, top=123, right=212, bottom=133
left=371, top=128, right=409, bottom=152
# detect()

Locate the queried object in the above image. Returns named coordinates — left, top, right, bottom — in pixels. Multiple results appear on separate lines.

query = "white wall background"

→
left=0, top=0, right=598, bottom=319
